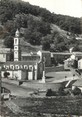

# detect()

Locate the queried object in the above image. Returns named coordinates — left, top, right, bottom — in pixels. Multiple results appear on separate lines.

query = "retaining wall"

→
left=22, top=82, right=62, bottom=91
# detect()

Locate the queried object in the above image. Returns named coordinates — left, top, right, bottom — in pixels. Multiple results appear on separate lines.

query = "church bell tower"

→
left=14, top=29, right=21, bottom=61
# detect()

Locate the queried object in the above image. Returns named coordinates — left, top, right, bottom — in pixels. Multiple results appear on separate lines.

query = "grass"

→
left=1, top=95, right=82, bottom=117
left=11, top=96, right=82, bottom=116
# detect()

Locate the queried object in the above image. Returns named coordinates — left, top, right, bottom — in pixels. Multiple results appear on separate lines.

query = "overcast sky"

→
left=22, top=0, right=82, bottom=17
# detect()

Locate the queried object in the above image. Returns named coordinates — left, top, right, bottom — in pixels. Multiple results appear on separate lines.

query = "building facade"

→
left=1, top=61, right=43, bottom=80
left=78, top=59, right=82, bottom=70
left=37, top=51, right=51, bottom=67
left=0, top=48, right=11, bottom=62
left=1, top=29, right=45, bottom=81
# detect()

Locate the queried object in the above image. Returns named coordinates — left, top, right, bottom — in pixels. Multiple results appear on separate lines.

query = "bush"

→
left=46, top=87, right=68, bottom=96
left=19, top=81, right=23, bottom=85
left=4, top=72, right=10, bottom=78
left=72, top=87, right=81, bottom=95
left=58, top=86, right=67, bottom=96
left=46, top=89, right=56, bottom=96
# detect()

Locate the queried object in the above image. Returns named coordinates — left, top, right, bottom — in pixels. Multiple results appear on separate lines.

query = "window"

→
left=15, top=39, right=17, bottom=44
left=29, top=65, right=33, bottom=71
left=10, top=65, right=14, bottom=70
left=14, top=46, right=18, bottom=50
left=5, top=65, right=9, bottom=70
left=14, top=51, right=18, bottom=58
left=3, top=65, right=6, bottom=69
left=20, top=65, right=23, bottom=69
left=24, top=65, right=28, bottom=70
left=15, top=65, right=19, bottom=69
left=15, top=51, right=17, bottom=54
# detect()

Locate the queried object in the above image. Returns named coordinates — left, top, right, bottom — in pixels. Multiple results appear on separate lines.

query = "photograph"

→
left=0, top=0, right=82, bottom=116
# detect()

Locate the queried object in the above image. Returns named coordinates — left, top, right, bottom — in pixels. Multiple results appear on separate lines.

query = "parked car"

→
left=1, top=87, right=11, bottom=100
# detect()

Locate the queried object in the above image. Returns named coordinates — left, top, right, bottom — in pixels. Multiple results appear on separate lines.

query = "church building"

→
left=1, top=29, right=45, bottom=81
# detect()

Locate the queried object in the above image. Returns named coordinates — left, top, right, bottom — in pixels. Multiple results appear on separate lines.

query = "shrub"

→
left=72, top=87, right=81, bottom=95
left=19, top=81, right=23, bottom=85
left=46, top=89, right=56, bottom=96
left=58, top=86, right=66, bottom=96
left=4, top=72, right=10, bottom=78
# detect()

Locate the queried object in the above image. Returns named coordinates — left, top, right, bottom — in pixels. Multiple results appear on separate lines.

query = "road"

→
left=46, top=71, right=80, bottom=83
left=2, top=82, right=34, bottom=97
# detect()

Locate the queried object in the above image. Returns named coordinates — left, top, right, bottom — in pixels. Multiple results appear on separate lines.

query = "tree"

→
left=46, top=89, right=56, bottom=96
left=51, top=31, right=68, bottom=52
left=41, top=35, right=52, bottom=50
left=72, top=44, right=80, bottom=52
left=72, top=87, right=81, bottom=95
left=4, top=72, right=10, bottom=78
left=4, top=36, right=14, bottom=48
left=29, top=31, right=42, bottom=45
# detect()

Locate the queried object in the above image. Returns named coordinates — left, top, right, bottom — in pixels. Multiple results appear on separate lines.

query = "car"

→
left=1, top=87, right=11, bottom=100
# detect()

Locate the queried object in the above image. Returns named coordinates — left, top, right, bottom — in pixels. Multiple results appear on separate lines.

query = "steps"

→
left=5, top=100, right=23, bottom=114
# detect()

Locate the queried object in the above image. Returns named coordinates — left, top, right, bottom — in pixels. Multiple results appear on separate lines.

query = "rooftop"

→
left=0, top=48, right=11, bottom=53
left=4, top=60, right=39, bottom=66
left=51, top=52, right=82, bottom=56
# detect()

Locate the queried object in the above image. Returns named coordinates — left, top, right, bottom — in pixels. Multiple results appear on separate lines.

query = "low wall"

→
left=2, top=78, right=62, bottom=91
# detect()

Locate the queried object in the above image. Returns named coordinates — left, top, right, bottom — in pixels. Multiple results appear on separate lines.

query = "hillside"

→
left=20, top=38, right=42, bottom=52
left=0, top=0, right=81, bottom=52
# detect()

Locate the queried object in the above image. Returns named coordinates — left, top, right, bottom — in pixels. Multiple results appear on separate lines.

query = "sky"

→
left=22, top=0, right=82, bottom=18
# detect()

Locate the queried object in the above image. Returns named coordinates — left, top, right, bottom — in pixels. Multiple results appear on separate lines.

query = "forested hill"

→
left=0, top=0, right=82, bottom=52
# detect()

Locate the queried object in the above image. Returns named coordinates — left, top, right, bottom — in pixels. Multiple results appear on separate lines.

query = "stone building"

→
left=0, top=48, right=11, bottom=62
left=1, top=61, right=41, bottom=80
left=1, top=29, right=45, bottom=81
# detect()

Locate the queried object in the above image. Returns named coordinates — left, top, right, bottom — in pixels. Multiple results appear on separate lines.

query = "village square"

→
left=0, top=29, right=82, bottom=117
left=0, top=0, right=82, bottom=116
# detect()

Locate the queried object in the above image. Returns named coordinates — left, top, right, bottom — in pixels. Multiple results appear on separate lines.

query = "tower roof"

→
left=15, top=29, right=20, bottom=37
